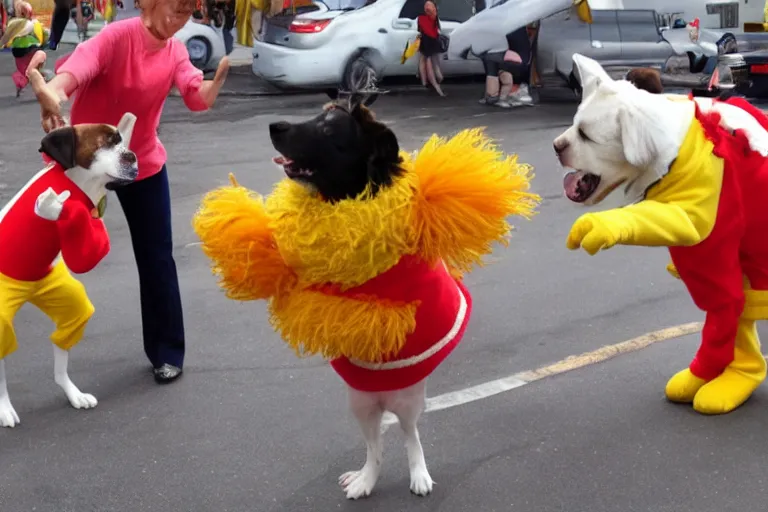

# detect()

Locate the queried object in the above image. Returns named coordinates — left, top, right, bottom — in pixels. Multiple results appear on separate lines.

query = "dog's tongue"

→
left=273, top=155, right=293, bottom=166
left=563, top=170, right=600, bottom=203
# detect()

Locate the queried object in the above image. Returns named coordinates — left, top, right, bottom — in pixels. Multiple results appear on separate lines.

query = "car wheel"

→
left=187, top=36, right=212, bottom=70
left=342, top=54, right=379, bottom=94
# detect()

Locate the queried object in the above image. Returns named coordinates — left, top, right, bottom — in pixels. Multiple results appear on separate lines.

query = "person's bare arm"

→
left=198, top=58, right=230, bottom=108
left=26, top=51, right=79, bottom=132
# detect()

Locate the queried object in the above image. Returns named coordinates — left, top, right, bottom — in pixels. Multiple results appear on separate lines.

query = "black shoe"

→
left=153, top=364, right=183, bottom=384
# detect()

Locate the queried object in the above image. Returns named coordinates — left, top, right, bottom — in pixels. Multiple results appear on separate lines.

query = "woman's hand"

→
left=199, top=56, right=230, bottom=108
left=27, top=59, right=67, bottom=133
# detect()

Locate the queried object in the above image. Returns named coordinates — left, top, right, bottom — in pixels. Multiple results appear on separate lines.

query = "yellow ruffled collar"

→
left=265, top=159, right=419, bottom=289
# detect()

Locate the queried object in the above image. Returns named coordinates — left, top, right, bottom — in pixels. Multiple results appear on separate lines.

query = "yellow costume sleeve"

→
left=407, top=128, right=541, bottom=275
left=269, top=289, right=417, bottom=362
left=567, top=116, right=723, bottom=254
left=192, top=174, right=297, bottom=300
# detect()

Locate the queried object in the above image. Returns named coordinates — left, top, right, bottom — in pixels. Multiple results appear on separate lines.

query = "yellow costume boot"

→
left=666, top=368, right=707, bottom=404
left=691, top=317, right=766, bottom=414
left=663, top=260, right=708, bottom=403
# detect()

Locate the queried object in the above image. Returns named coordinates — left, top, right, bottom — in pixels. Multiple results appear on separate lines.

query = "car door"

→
left=385, top=0, right=423, bottom=77
left=617, top=9, right=672, bottom=69
left=584, top=9, right=622, bottom=66
left=434, top=0, right=484, bottom=76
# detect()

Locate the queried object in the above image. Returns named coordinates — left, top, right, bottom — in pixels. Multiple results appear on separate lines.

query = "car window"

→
left=398, top=0, right=423, bottom=19
left=321, top=0, right=369, bottom=10
left=398, top=0, right=477, bottom=22
left=588, top=9, right=620, bottom=43
left=617, top=9, right=660, bottom=43
left=436, top=0, right=476, bottom=23
left=706, top=2, right=738, bottom=29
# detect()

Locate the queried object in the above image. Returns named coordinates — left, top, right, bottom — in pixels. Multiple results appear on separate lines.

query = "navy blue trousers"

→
left=116, top=166, right=186, bottom=369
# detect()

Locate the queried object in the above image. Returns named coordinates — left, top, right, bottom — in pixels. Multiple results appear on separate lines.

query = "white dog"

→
left=553, top=54, right=768, bottom=415
left=0, top=113, right=138, bottom=428
left=554, top=54, right=768, bottom=207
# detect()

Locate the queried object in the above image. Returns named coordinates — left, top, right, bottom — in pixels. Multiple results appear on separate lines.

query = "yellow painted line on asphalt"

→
left=382, top=321, right=705, bottom=428
left=516, top=321, right=705, bottom=383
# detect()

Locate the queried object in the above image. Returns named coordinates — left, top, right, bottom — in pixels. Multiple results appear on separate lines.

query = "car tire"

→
left=187, top=36, right=212, bottom=70
left=342, top=53, right=379, bottom=94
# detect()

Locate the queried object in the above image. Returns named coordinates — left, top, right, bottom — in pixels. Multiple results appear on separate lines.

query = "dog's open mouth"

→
left=563, top=170, right=601, bottom=203
left=273, top=155, right=314, bottom=180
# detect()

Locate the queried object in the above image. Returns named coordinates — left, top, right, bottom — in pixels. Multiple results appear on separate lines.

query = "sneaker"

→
left=511, top=84, right=534, bottom=105
left=479, top=95, right=499, bottom=105
left=495, top=99, right=512, bottom=108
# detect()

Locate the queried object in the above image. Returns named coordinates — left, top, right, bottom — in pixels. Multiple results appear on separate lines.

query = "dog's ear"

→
left=574, top=53, right=612, bottom=99
left=347, top=93, right=365, bottom=113
left=366, top=124, right=401, bottom=184
left=39, top=127, right=77, bottom=169
left=618, top=104, right=658, bottom=169
left=117, top=112, right=137, bottom=148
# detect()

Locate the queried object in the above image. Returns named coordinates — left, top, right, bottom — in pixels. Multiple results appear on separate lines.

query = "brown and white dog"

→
left=0, top=113, right=138, bottom=428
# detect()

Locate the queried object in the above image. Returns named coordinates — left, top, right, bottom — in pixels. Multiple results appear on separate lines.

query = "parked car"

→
left=253, top=0, right=748, bottom=99
left=452, top=0, right=750, bottom=99
left=175, top=19, right=228, bottom=72
left=252, top=0, right=485, bottom=93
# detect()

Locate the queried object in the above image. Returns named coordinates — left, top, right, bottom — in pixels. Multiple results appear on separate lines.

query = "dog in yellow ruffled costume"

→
left=192, top=96, right=540, bottom=499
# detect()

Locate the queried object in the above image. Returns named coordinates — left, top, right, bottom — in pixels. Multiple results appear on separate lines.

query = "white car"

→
left=252, top=0, right=486, bottom=91
left=174, top=20, right=227, bottom=72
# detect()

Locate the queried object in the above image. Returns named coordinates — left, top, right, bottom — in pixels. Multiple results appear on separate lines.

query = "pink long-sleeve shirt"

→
left=55, top=17, right=208, bottom=181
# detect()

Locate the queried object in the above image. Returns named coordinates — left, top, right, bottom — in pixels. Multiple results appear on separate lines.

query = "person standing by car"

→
left=417, top=0, right=445, bottom=97
left=479, top=24, right=533, bottom=108
left=25, top=0, right=230, bottom=384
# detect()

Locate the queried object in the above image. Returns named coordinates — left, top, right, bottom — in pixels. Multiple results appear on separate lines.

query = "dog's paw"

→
left=0, top=396, right=20, bottom=428
left=409, top=466, right=434, bottom=496
left=68, top=392, right=98, bottom=410
left=339, top=470, right=377, bottom=500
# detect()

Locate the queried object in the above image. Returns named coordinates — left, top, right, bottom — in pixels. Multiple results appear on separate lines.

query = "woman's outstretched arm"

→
left=174, top=52, right=230, bottom=112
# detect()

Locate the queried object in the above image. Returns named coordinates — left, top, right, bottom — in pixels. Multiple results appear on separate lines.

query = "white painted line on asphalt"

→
left=381, top=321, right=705, bottom=430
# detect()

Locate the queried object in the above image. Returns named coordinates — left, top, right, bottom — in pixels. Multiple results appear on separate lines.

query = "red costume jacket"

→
left=0, top=163, right=110, bottom=281
left=670, top=98, right=768, bottom=380
left=330, top=255, right=472, bottom=392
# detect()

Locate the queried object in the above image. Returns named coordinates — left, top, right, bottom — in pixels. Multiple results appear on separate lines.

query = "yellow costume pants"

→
left=0, top=261, right=95, bottom=359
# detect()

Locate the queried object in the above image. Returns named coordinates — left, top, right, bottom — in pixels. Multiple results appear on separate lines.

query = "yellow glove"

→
left=568, top=199, right=706, bottom=255
left=566, top=212, right=623, bottom=255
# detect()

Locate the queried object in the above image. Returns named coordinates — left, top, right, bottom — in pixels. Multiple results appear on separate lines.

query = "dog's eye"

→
left=578, top=128, right=591, bottom=142
left=322, top=125, right=334, bottom=136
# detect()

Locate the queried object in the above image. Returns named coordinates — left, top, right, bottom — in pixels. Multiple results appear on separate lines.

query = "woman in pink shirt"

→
left=27, top=0, right=229, bottom=384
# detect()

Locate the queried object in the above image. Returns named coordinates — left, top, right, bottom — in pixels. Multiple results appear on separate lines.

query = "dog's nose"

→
left=269, top=122, right=291, bottom=136
left=553, top=139, right=569, bottom=155
left=121, top=152, right=137, bottom=166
